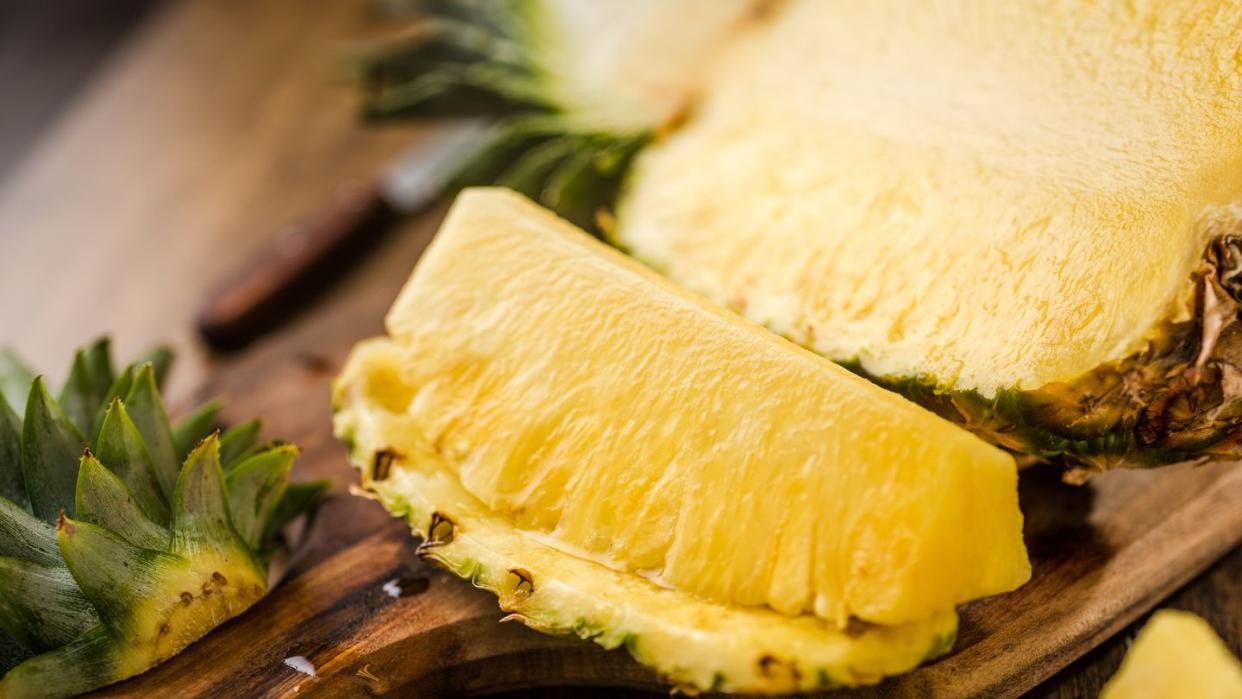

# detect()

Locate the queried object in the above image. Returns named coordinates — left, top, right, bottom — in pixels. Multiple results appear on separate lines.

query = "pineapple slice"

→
left=1101, top=610, right=1242, bottom=699
left=359, top=1, right=1242, bottom=472
left=333, top=188, right=1030, bottom=692
left=0, top=340, right=325, bottom=698
left=614, top=0, right=1242, bottom=473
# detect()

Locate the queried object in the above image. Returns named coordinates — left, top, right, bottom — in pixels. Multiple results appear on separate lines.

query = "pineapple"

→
left=1100, top=610, right=1242, bottom=699
left=332, top=189, right=1030, bottom=693
left=360, top=0, right=1242, bottom=474
left=0, top=339, right=326, bottom=698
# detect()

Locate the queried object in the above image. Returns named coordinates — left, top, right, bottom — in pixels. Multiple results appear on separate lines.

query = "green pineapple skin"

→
left=0, top=339, right=326, bottom=699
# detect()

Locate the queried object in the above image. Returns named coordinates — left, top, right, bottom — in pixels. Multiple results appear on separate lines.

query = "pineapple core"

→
left=337, top=188, right=1030, bottom=628
left=617, top=0, right=1242, bottom=396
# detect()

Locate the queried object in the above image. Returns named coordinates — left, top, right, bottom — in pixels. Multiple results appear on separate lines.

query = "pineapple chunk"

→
left=617, top=0, right=1242, bottom=397
left=333, top=188, right=1030, bottom=690
left=1101, top=610, right=1242, bottom=699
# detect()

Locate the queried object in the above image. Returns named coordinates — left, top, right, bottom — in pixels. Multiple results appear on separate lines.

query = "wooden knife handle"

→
left=197, top=181, right=395, bottom=350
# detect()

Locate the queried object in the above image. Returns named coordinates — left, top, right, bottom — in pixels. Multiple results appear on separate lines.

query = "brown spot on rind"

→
left=756, top=654, right=801, bottom=683
left=212, top=572, right=227, bottom=586
left=180, top=592, right=193, bottom=606
left=425, top=512, right=455, bottom=545
left=372, top=449, right=399, bottom=481
left=507, top=568, right=534, bottom=597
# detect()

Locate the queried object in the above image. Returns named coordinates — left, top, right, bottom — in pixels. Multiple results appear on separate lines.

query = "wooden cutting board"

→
left=78, top=202, right=1241, bottom=697
left=0, top=0, right=1237, bottom=696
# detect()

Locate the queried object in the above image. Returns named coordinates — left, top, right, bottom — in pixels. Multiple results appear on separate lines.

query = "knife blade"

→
left=196, top=119, right=496, bottom=350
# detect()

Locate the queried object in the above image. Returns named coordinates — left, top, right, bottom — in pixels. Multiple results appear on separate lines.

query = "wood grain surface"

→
left=0, top=0, right=1238, bottom=697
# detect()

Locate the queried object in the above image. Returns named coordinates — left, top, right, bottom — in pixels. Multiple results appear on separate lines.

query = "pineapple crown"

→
left=0, top=338, right=325, bottom=697
left=358, top=0, right=647, bottom=232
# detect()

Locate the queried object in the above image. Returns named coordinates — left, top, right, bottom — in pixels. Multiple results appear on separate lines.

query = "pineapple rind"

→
left=360, top=456, right=959, bottom=694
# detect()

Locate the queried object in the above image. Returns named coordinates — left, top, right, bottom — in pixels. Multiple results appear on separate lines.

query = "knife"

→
left=196, top=119, right=495, bottom=350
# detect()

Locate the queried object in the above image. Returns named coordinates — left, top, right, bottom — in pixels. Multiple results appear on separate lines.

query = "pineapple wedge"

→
left=333, top=188, right=1030, bottom=692
left=359, top=0, right=1242, bottom=473
left=1101, top=610, right=1242, bottom=699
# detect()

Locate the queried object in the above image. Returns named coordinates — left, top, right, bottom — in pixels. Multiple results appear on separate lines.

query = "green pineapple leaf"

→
left=121, top=364, right=179, bottom=501
left=0, top=497, right=58, bottom=565
left=89, top=366, right=135, bottom=445
left=0, top=631, right=30, bottom=677
left=132, top=347, right=173, bottom=390
left=0, top=557, right=98, bottom=652
left=56, top=516, right=185, bottom=639
left=0, top=350, right=35, bottom=421
left=95, top=400, right=169, bottom=525
left=0, top=627, right=117, bottom=699
left=218, top=419, right=261, bottom=470
left=171, top=436, right=246, bottom=561
left=225, top=445, right=297, bottom=550
left=75, top=454, right=168, bottom=552
left=21, top=378, right=87, bottom=521
left=266, top=480, right=331, bottom=545
left=0, top=400, right=26, bottom=510
left=59, top=350, right=104, bottom=439
left=172, top=399, right=221, bottom=462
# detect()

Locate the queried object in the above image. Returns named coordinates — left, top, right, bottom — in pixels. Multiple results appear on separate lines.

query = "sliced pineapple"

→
left=333, top=188, right=1030, bottom=692
left=360, top=0, right=1242, bottom=471
left=1101, top=610, right=1242, bottom=699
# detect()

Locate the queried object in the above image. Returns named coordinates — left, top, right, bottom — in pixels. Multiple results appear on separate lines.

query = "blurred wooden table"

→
left=0, top=1, right=1236, bottom=696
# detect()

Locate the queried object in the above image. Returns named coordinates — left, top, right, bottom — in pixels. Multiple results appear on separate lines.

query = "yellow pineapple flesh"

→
left=617, top=0, right=1242, bottom=397
left=1101, top=610, right=1242, bottom=699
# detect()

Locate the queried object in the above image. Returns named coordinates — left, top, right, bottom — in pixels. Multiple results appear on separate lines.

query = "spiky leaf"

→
left=95, top=400, right=169, bottom=524
left=89, top=366, right=134, bottom=445
left=218, top=419, right=261, bottom=470
left=122, top=365, right=179, bottom=501
left=0, top=630, right=31, bottom=676
left=171, top=436, right=246, bottom=560
left=0, top=400, right=26, bottom=510
left=56, top=516, right=185, bottom=638
left=0, top=626, right=116, bottom=699
left=133, top=347, right=173, bottom=389
left=83, top=339, right=115, bottom=398
left=225, top=446, right=297, bottom=549
left=266, top=480, right=330, bottom=545
left=172, top=400, right=221, bottom=462
left=0, top=557, right=98, bottom=651
left=58, top=340, right=114, bottom=437
left=75, top=454, right=168, bottom=551
left=0, top=350, right=35, bottom=420
left=21, top=379, right=86, bottom=520
left=0, top=498, right=58, bottom=565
